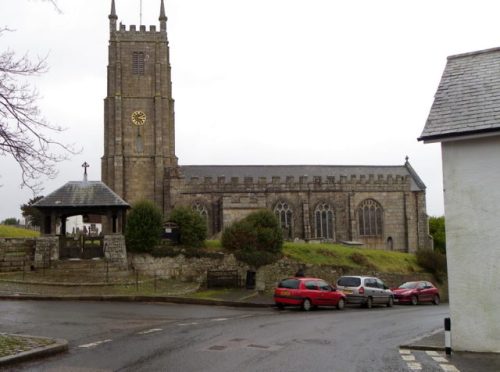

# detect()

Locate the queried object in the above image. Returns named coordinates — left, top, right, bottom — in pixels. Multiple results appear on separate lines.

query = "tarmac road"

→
left=2, top=300, right=450, bottom=371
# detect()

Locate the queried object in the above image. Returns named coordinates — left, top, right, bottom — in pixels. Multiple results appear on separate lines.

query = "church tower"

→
left=102, top=0, right=178, bottom=213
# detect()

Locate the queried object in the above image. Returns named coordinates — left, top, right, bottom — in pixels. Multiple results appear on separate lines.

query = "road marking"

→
left=399, top=349, right=412, bottom=354
left=138, top=328, right=162, bottom=335
left=440, top=364, right=460, bottom=372
left=432, top=356, right=448, bottom=363
left=426, top=350, right=440, bottom=356
left=211, top=318, right=228, bottom=322
left=178, top=322, right=199, bottom=326
left=407, top=362, right=422, bottom=370
left=78, top=339, right=112, bottom=348
left=402, top=355, right=416, bottom=362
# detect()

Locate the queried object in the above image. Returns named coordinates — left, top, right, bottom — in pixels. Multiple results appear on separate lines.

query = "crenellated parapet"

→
left=180, top=173, right=411, bottom=194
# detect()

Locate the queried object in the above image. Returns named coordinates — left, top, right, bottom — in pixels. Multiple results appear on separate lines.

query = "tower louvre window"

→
left=132, top=52, right=145, bottom=75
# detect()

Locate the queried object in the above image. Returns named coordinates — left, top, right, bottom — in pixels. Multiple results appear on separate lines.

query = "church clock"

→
left=131, top=110, right=146, bottom=126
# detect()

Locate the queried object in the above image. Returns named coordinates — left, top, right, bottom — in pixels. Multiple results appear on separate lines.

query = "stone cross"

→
left=82, top=161, right=90, bottom=176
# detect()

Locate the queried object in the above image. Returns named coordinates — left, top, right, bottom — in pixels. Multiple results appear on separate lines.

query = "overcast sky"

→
left=2, top=0, right=500, bottom=221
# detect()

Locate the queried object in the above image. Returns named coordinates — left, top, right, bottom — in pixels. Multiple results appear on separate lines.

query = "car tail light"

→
left=359, top=287, right=365, bottom=295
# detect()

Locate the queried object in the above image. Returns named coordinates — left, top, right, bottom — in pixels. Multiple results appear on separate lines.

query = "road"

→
left=1, top=300, right=449, bottom=371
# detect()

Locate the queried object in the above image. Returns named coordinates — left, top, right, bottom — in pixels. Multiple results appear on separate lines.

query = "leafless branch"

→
left=0, top=29, right=79, bottom=194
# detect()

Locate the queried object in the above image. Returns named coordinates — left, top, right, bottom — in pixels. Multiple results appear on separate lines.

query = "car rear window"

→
left=278, top=279, right=300, bottom=289
left=337, top=277, right=361, bottom=287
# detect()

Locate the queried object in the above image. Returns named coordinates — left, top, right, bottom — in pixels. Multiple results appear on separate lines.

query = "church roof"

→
left=180, top=163, right=426, bottom=191
left=34, top=181, right=129, bottom=208
left=419, top=46, right=500, bottom=142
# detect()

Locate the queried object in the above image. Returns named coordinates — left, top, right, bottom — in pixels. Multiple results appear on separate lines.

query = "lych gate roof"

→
left=34, top=181, right=129, bottom=208
left=180, top=163, right=426, bottom=191
left=419, top=47, right=500, bottom=142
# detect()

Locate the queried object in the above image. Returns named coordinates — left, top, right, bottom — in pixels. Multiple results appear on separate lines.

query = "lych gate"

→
left=34, top=176, right=129, bottom=262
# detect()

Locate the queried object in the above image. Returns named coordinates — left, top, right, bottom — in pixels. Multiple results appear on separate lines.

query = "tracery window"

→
left=315, top=202, right=334, bottom=239
left=274, top=201, right=293, bottom=239
left=132, top=52, right=145, bottom=75
left=357, top=199, right=383, bottom=236
left=192, top=202, right=208, bottom=221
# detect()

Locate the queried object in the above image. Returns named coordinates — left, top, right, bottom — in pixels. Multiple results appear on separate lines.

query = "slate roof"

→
left=34, top=181, right=129, bottom=208
left=180, top=163, right=426, bottom=191
left=419, top=47, right=500, bottom=142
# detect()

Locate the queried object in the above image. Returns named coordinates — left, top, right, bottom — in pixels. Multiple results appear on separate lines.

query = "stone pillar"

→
left=34, top=236, right=59, bottom=268
left=103, top=234, right=127, bottom=268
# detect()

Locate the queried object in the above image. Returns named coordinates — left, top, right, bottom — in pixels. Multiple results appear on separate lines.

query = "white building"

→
left=420, top=47, right=500, bottom=352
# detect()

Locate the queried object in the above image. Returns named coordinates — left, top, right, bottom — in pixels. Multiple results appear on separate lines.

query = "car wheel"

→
left=337, top=298, right=345, bottom=310
left=365, top=297, right=373, bottom=309
left=387, top=296, right=394, bottom=307
left=302, top=298, right=312, bottom=311
left=432, top=295, right=440, bottom=305
left=276, top=303, right=285, bottom=310
left=411, top=295, right=418, bottom=306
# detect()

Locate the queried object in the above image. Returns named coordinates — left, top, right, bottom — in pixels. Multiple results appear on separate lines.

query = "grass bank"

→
left=0, top=225, right=39, bottom=238
left=205, top=240, right=420, bottom=274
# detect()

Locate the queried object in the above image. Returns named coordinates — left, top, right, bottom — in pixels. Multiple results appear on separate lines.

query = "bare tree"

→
left=1, top=0, right=77, bottom=194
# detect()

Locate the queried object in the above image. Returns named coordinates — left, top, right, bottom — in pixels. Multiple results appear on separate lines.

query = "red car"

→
left=391, top=281, right=440, bottom=305
left=274, top=277, right=346, bottom=311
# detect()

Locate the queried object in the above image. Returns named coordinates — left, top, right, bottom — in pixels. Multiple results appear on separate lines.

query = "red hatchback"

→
left=391, top=281, right=440, bottom=305
left=274, top=277, right=346, bottom=311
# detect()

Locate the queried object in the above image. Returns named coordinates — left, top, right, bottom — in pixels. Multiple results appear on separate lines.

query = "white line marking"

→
left=78, top=339, right=112, bottom=348
left=432, top=356, right=448, bottom=363
left=407, top=362, right=422, bottom=371
left=138, top=328, right=162, bottom=335
left=402, top=355, right=416, bottom=361
left=178, top=322, right=199, bottom=326
left=426, top=350, right=440, bottom=356
left=440, top=364, right=460, bottom=372
left=399, top=349, right=412, bottom=354
left=211, top=318, right=228, bottom=322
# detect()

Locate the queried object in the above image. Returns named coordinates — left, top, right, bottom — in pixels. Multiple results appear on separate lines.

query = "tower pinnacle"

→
left=109, top=0, right=117, bottom=32
left=159, top=0, right=167, bottom=32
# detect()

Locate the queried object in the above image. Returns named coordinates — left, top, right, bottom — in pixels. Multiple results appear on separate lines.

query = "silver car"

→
left=336, top=276, right=394, bottom=308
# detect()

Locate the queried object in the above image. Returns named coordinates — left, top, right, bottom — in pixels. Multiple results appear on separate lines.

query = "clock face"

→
left=131, top=110, right=147, bottom=126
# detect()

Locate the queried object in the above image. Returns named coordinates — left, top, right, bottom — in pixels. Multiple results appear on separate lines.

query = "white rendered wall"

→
left=442, top=135, right=500, bottom=352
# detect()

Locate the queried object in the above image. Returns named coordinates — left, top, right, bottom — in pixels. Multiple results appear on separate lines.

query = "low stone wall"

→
left=129, top=253, right=447, bottom=300
left=129, top=253, right=249, bottom=284
left=0, top=238, right=36, bottom=272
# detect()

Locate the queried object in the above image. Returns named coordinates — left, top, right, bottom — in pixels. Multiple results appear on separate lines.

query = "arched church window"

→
left=274, top=201, right=293, bottom=239
left=315, top=202, right=334, bottom=240
left=132, top=52, right=145, bottom=75
left=357, top=199, right=383, bottom=236
left=192, top=202, right=208, bottom=221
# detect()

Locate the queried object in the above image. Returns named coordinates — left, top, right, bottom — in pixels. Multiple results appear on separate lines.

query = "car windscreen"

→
left=337, top=277, right=361, bottom=287
left=399, top=282, right=417, bottom=289
left=278, top=279, right=300, bottom=289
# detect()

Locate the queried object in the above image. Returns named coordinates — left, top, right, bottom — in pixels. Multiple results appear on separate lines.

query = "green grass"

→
left=282, top=242, right=420, bottom=273
left=203, top=240, right=420, bottom=274
left=0, top=225, right=39, bottom=238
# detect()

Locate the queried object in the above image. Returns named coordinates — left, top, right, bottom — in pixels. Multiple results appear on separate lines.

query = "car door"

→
left=376, top=278, right=390, bottom=303
left=364, top=278, right=377, bottom=301
left=419, top=281, right=432, bottom=302
left=304, top=280, right=320, bottom=305
left=318, top=280, right=335, bottom=306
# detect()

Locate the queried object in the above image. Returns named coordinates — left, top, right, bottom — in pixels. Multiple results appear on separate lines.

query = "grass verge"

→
left=0, top=225, right=39, bottom=238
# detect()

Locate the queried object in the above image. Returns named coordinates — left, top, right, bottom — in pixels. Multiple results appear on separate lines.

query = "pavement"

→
left=1, top=288, right=499, bottom=371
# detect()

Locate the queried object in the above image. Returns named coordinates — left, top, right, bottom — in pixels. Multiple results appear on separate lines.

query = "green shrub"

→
left=429, top=216, right=446, bottom=254
left=168, top=207, right=207, bottom=247
left=416, top=249, right=447, bottom=283
left=125, top=200, right=164, bottom=253
left=221, top=209, right=283, bottom=268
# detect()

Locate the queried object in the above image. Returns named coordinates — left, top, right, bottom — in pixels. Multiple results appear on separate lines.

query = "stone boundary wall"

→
left=129, top=253, right=447, bottom=300
left=0, top=238, right=36, bottom=272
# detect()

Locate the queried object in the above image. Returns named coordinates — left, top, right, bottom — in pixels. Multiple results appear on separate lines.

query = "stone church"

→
left=101, top=0, right=431, bottom=253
